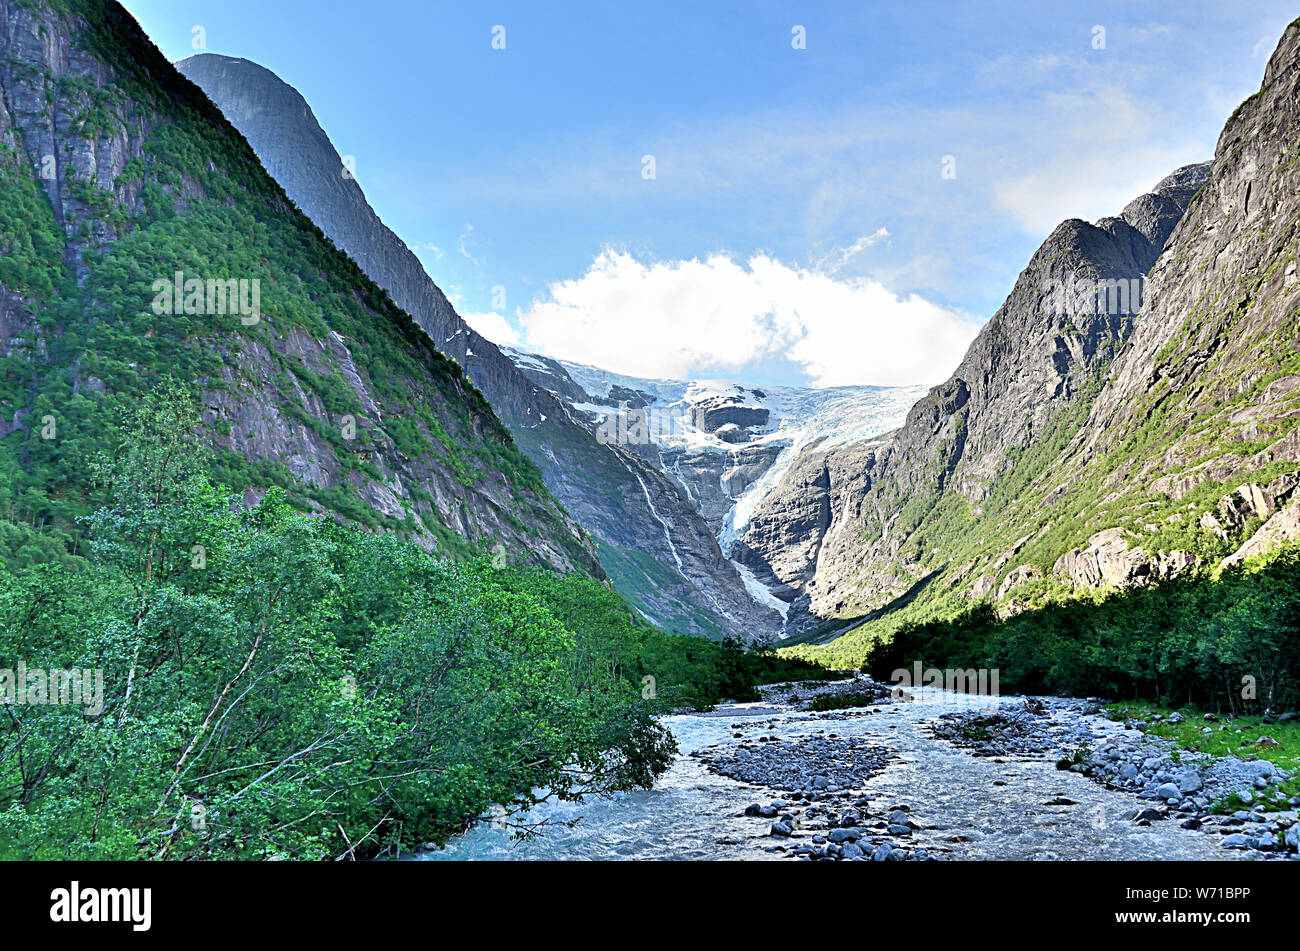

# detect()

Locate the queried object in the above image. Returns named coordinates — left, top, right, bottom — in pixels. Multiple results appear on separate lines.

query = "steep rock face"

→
left=772, top=19, right=1300, bottom=639
left=175, top=55, right=475, bottom=399
left=1020, top=20, right=1300, bottom=594
left=732, top=439, right=875, bottom=604
left=177, top=53, right=777, bottom=640
left=741, top=161, right=1212, bottom=631
left=908, top=162, right=1210, bottom=505
left=0, top=0, right=596, bottom=574
left=1061, top=21, right=1300, bottom=516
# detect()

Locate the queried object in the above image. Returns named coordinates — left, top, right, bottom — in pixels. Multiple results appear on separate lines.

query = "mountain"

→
left=734, top=161, right=1212, bottom=635
left=0, top=0, right=595, bottom=574
left=176, top=52, right=781, bottom=641
left=1035, top=19, right=1300, bottom=585
left=781, top=18, right=1300, bottom=654
left=501, top=347, right=926, bottom=624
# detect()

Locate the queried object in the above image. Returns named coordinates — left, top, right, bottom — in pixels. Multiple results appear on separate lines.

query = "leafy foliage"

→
left=0, top=383, right=824, bottom=859
left=791, top=549, right=1300, bottom=713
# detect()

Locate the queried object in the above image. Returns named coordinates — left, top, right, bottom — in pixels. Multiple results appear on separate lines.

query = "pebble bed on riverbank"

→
left=687, top=679, right=946, bottom=861
left=701, top=733, right=893, bottom=791
left=758, top=677, right=893, bottom=711
left=692, top=677, right=1299, bottom=861
left=930, top=697, right=1300, bottom=860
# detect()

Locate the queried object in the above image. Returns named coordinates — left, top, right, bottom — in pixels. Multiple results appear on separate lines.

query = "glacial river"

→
left=415, top=686, right=1236, bottom=861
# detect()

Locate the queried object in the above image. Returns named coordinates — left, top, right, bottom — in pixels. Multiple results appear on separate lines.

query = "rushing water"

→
left=416, top=687, right=1238, bottom=861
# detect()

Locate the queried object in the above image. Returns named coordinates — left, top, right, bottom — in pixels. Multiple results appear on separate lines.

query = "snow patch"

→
left=732, top=561, right=789, bottom=619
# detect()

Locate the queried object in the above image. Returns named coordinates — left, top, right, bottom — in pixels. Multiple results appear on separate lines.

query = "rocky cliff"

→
left=740, top=161, right=1214, bottom=633
left=772, top=18, right=1300, bottom=644
left=0, top=0, right=596, bottom=574
left=1032, top=18, right=1300, bottom=593
left=176, top=52, right=779, bottom=640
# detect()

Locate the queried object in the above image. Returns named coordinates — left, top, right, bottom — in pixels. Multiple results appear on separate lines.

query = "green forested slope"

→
left=0, top=0, right=594, bottom=573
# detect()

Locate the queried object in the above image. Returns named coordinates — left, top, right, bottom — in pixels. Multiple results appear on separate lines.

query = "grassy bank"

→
left=1104, top=701, right=1300, bottom=812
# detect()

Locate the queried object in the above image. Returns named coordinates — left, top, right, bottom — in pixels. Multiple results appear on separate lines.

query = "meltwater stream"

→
left=416, top=686, right=1236, bottom=861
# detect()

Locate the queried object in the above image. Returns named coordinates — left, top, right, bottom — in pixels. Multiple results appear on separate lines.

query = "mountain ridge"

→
left=735, top=158, right=1212, bottom=633
left=784, top=18, right=1300, bottom=660
left=176, top=51, right=781, bottom=640
left=0, top=0, right=596, bottom=574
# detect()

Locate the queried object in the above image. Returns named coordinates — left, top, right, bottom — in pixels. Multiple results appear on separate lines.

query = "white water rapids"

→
left=415, top=687, right=1238, bottom=861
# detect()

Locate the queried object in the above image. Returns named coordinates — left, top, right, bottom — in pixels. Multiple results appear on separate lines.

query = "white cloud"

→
left=993, top=148, right=1198, bottom=235
left=516, top=250, right=978, bottom=387
left=457, top=224, right=480, bottom=264
left=990, top=88, right=1208, bottom=234
left=812, top=228, right=890, bottom=275
left=462, top=311, right=521, bottom=347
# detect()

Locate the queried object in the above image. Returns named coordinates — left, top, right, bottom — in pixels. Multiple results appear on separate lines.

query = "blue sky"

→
left=121, top=1, right=1297, bottom=387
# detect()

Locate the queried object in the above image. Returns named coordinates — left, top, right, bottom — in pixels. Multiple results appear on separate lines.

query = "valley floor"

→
left=414, top=680, right=1298, bottom=861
